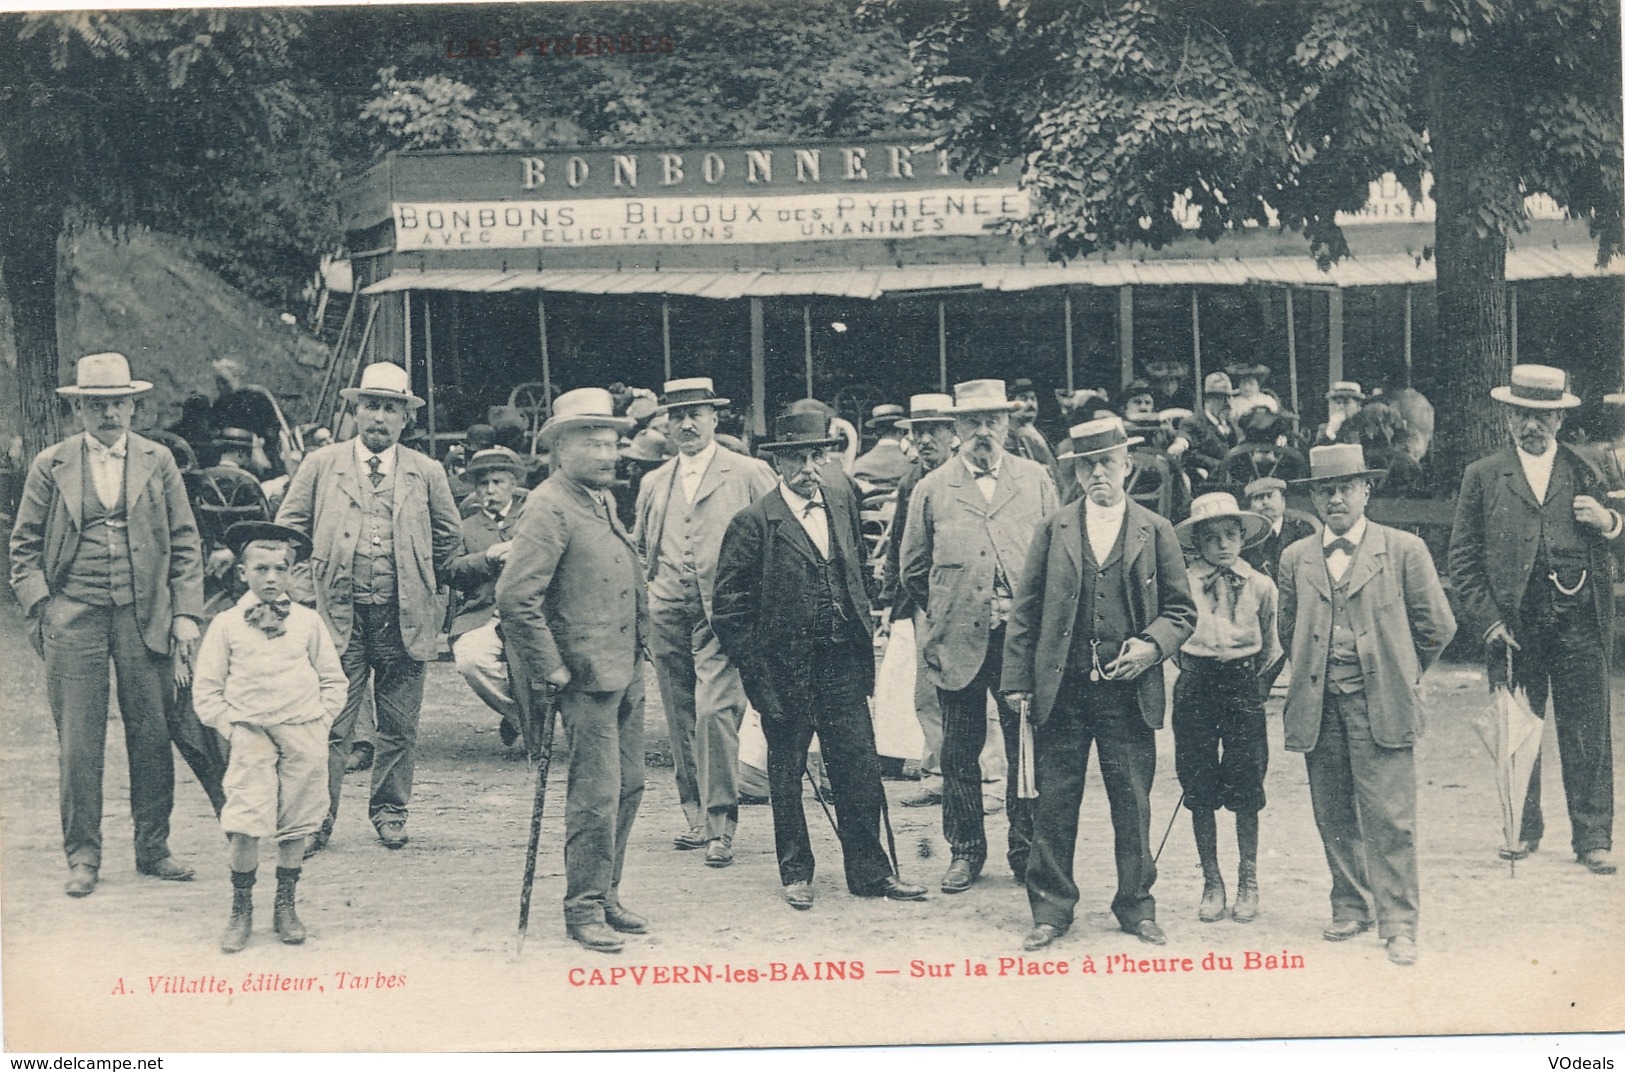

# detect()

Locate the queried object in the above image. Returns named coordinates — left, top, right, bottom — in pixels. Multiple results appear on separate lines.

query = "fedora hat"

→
left=340, top=362, right=425, bottom=409
left=1225, top=362, right=1271, bottom=382
left=1202, top=372, right=1236, bottom=397
left=865, top=403, right=907, bottom=430
left=1491, top=364, right=1581, bottom=409
left=897, top=393, right=956, bottom=428
left=658, top=376, right=731, bottom=411
left=1057, top=416, right=1144, bottom=460
left=1176, top=492, right=1271, bottom=550
left=950, top=379, right=1023, bottom=415
left=1292, top=444, right=1386, bottom=486
left=1326, top=381, right=1367, bottom=402
left=464, top=446, right=526, bottom=479
left=56, top=352, right=153, bottom=398
left=538, top=387, right=635, bottom=442
left=758, top=409, right=842, bottom=453
left=224, top=521, right=312, bottom=563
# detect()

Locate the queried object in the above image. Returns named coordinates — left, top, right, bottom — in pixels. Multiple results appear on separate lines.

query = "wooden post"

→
left=1118, top=286, right=1134, bottom=385
left=937, top=300, right=948, bottom=390
left=537, top=293, right=552, bottom=420
left=661, top=299, right=673, bottom=381
left=1190, top=288, right=1202, bottom=389
left=423, top=298, right=436, bottom=450
left=803, top=304, right=814, bottom=398
left=1403, top=286, right=1413, bottom=387
left=1509, top=285, right=1519, bottom=364
left=1328, top=288, right=1345, bottom=385
left=1063, top=291, right=1075, bottom=393
left=403, top=291, right=413, bottom=385
left=1285, top=288, right=1300, bottom=416
left=750, top=297, right=766, bottom=436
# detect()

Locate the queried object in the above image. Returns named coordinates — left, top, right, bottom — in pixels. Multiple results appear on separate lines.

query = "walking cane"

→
left=516, top=683, right=561, bottom=952
left=803, top=761, right=907, bottom=881
left=1154, top=792, right=1186, bottom=865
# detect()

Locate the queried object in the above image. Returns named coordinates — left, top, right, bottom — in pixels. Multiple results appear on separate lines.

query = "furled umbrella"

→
left=1469, top=649, right=1545, bottom=877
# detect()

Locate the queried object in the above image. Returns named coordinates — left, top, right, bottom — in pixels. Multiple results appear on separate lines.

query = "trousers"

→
left=557, top=680, right=646, bottom=925
left=937, top=626, right=1030, bottom=871
left=41, top=596, right=177, bottom=869
left=452, top=619, right=520, bottom=732
left=329, top=601, right=426, bottom=829
left=1305, top=688, right=1419, bottom=940
left=649, top=593, right=747, bottom=840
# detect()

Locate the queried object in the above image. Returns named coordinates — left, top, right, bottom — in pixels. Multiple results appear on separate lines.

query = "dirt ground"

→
left=1, top=599, right=1622, bottom=1053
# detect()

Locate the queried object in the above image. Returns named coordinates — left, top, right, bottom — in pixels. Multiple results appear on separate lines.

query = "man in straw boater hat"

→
left=901, top=379, right=1060, bottom=894
left=712, top=408, right=928, bottom=909
left=851, top=403, right=913, bottom=491
left=1449, top=364, right=1621, bottom=876
left=1278, top=444, right=1455, bottom=965
left=10, top=352, right=206, bottom=896
left=275, top=361, right=463, bottom=854
left=631, top=376, right=775, bottom=867
left=1000, top=417, right=1196, bottom=950
left=446, top=446, right=530, bottom=746
left=496, top=388, right=649, bottom=953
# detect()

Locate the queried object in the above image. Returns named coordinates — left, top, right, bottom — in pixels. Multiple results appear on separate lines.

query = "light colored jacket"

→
left=631, top=444, right=775, bottom=617
left=10, top=431, right=204, bottom=654
left=900, top=453, right=1059, bottom=691
left=1277, top=521, right=1457, bottom=752
left=274, top=440, right=462, bottom=661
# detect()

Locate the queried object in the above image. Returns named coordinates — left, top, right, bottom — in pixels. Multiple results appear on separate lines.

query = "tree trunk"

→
left=5, top=200, right=67, bottom=465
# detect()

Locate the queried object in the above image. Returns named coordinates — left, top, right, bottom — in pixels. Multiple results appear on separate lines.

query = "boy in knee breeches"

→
left=192, top=523, right=345, bottom=953
left=1173, top=493, right=1284, bottom=924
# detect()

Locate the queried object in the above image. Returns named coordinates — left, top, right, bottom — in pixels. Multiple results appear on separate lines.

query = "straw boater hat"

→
left=658, top=376, right=731, bottom=412
left=1057, top=416, right=1143, bottom=460
left=1292, top=443, right=1386, bottom=486
left=341, top=362, right=425, bottom=409
left=1326, top=381, right=1367, bottom=402
left=950, top=379, right=1023, bottom=415
left=224, top=520, right=312, bottom=563
left=619, top=426, right=670, bottom=462
left=1176, top=492, right=1271, bottom=551
left=213, top=427, right=257, bottom=451
left=1201, top=371, right=1237, bottom=397
left=865, top=403, right=907, bottom=430
left=538, top=387, right=635, bottom=443
left=1243, top=475, right=1288, bottom=500
left=1490, top=364, right=1582, bottom=409
left=463, top=446, right=526, bottom=479
left=896, top=393, right=956, bottom=429
left=757, top=409, right=842, bottom=453
left=56, top=352, right=153, bottom=397
left=1009, top=377, right=1038, bottom=397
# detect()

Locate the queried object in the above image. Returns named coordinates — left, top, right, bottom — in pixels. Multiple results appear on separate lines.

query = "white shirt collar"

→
left=962, top=454, right=1001, bottom=480
left=354, top=438, right=398, bottom=476
left=85, top=432, right=128, bottom=458
left=1515, top=443, right=1558, bottom=484
left=779, top=480, right=825, bottom=513
left=1085, top=495, right=1128, bottom=523
left=1270, top=516, right=1284, bottom=536
left=1322, top=515, right=1368, bottom=548
left=678, top=440, right=718, bottom=475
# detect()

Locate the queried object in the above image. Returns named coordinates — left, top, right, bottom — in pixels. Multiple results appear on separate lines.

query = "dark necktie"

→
left=1203, top=568, right=1244, bottom=621
left=1324, top=538, right=1356, bottom=558
left=803, top=498, right=826, bottom=518
left=969, top=465, right=997, bottom=482
left=366, top=455, right=383, bottom=488
left=244, top=596, right=293, bottom=638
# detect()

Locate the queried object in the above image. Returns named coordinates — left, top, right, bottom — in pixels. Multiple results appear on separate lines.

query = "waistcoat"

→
left=60, top=449, right=135, bottom=607
left=352, top=465, right=397, bottom=605
left=652, top=466, right=703, bottom=605
left=1326, top=574, right=1365, bottom=694
left=1069, top=521, right=1131, bottom=673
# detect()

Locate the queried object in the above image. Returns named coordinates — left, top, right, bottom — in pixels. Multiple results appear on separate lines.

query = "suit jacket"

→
left=999, top=499, right=1197, bottom=728
left=495, top=472, right=648, bottom=694
left=851, top=439, right=913, bottom=490
left=1278, top=522, right=1457, bottom=752
left=1242, top=512, right=1320, bottom=582
left=712, top=476, right=874, bottom=720
left=1448, top=445, right=1619, bottom=661
left=880, top=460, right=930, bottom=620
left=10, top=431, right=205, bottom=654
left=275, top=440, right=463, bottom=661
left=900, top=453, right=1060, bottom=691
left=632, top=444, right=776, bottom=617
left=445, top=488, right=528, bottom=638
left=1175, top=410, right=1239, bottom=478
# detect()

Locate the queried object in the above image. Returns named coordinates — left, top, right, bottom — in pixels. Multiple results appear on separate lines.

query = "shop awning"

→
left=361, top=245, right=1620, bottom=299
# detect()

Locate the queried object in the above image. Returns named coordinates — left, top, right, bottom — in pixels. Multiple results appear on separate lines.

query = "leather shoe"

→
left=784, top=881, right=815, bottom=910
left=1322, top=919, right=1374, bottom=942
left=498, top=719, right=520, bottom=747
left=345, top=740, right=374, bottom=772
left=604, top=904, right=649, bottom=934
left=1499, top=838, right=1539, bottom=861
left=940, top=858, right=980, bottom=894
left=1010, top=858, right=1028, bottom=886
left=858, top=875, right=928, bottom=901
left=566, top=921, right=625, bottom=954
left=64, top=864, right=98, bottom=898
left=137, top=857, right=195, bottom=882
left=1385, top=935, right=1418, bottom=966
left=705, top=836, right=734, bottom=868
left=1132, top=920, right=1167, bottom=946
left=376, top=820, right=409, bottom=849
left=673, top=828, right=708, bottom=851
left=1023, top=923, right=1065, bottom=951
left=1578, top=849, right=1617, bottom=875
left=303, top=827, right=330, bottom=859
left=900, top=790, right=942, bottom=808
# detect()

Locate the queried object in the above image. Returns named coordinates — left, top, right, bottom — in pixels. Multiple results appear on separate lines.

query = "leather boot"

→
left=220, top=869, right=255, bottom=954
left=1232, top=812, right=1260, bottom=923
left=1193, top=810, right=1226, bottom=923
left=273, top=866, right=306, bottom=945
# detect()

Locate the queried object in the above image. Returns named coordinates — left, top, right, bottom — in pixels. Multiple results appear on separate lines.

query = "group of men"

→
left=7, top=349, right=1619, bottom=962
